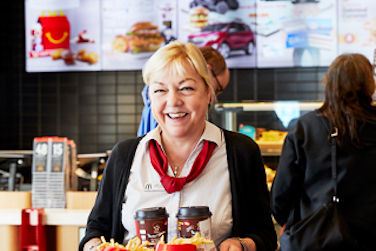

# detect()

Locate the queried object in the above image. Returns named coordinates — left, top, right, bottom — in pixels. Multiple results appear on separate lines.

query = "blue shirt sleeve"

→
left=137, top=85, right=158, bottom=136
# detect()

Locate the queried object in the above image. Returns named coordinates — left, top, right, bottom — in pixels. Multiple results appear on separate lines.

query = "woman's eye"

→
left=181, top=87, right=194, bottom=91
left=153, top=89, right=165, bottom=93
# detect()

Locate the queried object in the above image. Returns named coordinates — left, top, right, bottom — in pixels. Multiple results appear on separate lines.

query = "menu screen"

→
left=24, top=0, right=376, bottom=72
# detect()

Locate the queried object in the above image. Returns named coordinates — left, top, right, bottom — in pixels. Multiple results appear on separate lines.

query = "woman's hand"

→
left=219, top=237, right=257, bottom=251
left=83, top=237, right=102, bottom=251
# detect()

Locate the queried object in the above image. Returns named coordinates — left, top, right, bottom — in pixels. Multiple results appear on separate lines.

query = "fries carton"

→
left=156, top=243, right=216, bottom=251
left=39, top=14, right=70, bottom=50
left=156, top=244, right=196, bottom=251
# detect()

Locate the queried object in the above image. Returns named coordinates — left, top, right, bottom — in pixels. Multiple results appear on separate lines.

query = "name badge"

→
left=144, top=182, right=164, bottom=192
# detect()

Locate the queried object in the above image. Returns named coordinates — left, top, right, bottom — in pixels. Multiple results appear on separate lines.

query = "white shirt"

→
left=122, top=121, right=232, bottom=246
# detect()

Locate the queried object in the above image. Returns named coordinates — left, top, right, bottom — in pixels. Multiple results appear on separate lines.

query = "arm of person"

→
left=270, top=122, right=304, bottom=226
left=79, top=146, right=121, bottom=251
left=79, top=137, right=140, bottom=251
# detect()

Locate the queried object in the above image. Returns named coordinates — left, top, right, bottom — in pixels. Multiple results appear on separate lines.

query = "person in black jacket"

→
left=271, top=53, right=376, bottom=250
left=80, top=41, right=277, bottom=251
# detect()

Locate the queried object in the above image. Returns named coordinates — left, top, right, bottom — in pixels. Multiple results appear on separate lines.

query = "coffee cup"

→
left=176, top=206, right=212, bottom=239
left=134, top=207, right=169, bottom=247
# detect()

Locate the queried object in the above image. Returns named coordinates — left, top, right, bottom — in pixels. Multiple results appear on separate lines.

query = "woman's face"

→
left=148, top=61, right=211, bottom=139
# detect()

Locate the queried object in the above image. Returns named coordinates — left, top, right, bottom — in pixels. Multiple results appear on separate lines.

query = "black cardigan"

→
left=79, top=130, right=277, bottom=251
left=271, top=111, right=376, bottom=250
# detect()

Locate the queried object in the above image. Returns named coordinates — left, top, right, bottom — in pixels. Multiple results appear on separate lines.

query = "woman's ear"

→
left=207, top=64, right=213, bottom=71
left=208, top=88, right=213, bottom=105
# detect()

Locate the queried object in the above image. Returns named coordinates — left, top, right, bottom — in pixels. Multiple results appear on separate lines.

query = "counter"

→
left=214, top=101, right=323, bottom=156
left=0, top=191, right=96, bottom=251
left=214, top=101, right=322, bottom=132
left=0, top=208, right=90, bottom=226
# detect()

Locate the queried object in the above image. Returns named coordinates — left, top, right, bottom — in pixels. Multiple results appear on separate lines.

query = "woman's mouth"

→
left=167, top=112, right=187, bottom=119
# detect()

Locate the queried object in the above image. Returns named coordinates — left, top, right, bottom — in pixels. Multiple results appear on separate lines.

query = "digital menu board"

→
left=24, top=0, right=376, bottom=72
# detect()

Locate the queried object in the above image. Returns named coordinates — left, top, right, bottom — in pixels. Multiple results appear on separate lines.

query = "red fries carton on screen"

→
left=39, top=14, right=70, bottom=50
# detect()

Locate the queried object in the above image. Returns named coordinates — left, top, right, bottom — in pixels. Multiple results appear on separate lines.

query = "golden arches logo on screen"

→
left=45, top=32, right=68, bottom=44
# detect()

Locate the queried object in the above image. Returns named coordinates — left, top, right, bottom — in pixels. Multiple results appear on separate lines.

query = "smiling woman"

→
left=137, top=46, right=230, bottom=137
left=80, top=41, right=277, bottom=251
left=144, top=46, right=212, bottom=143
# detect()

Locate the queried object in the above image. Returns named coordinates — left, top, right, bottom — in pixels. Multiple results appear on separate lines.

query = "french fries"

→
left=125, top=237, right=151, bottom=251
left=97, top=233, right=214, bottom=250
left=97, top=236, right=153, bottom=251
left=97, top=236, right=126, bottom=250
left=158, top=233, right=214, bottom=248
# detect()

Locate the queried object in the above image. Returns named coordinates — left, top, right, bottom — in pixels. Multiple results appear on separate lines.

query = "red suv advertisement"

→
left=188, top=21, right=255, bottom=58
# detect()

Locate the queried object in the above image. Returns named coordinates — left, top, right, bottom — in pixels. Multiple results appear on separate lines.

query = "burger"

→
left=125, top=22, right=164, bottom=53
left=190, top=7, right=209, bottom=29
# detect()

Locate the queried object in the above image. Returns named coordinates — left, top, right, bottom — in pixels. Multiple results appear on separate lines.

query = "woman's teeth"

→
left=168, top=113, right=186, bottom=118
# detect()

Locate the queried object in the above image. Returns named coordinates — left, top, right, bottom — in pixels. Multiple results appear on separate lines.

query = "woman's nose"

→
left=167, top=91, right=182, bottom=106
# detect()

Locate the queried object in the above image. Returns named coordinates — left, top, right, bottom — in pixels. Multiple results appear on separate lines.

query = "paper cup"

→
left=177, top=207, right=212, bottom=239
left=134, top=207, right=169, bottom=248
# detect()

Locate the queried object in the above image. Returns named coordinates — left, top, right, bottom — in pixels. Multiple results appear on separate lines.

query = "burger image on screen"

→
left=125, top=22, right=164, bottom=53
left=190, top=7, right=209, bottom=29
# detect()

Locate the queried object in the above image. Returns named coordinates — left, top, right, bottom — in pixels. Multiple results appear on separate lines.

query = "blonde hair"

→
left=142, top=41, right=216, bottom=104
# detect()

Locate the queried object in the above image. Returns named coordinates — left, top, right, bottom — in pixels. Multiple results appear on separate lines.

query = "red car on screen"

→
left=188, top=21, right=255, bottom=58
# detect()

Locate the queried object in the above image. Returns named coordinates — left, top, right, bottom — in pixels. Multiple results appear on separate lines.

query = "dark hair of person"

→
left=318, top=53, right=376, bottom=148
left=199, top=46, right=227, bottom=76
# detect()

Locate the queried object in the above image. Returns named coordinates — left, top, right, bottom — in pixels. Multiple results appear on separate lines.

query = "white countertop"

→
left=0, top=208, right=90, bottom=226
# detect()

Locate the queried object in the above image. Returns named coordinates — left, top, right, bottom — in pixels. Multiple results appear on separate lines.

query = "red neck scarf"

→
left=149, top=139, right=216, bottom=194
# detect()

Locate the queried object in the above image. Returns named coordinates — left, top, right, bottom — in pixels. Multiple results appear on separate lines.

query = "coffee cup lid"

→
left=134, top=207, right=169, bottom=220
left=176, top=206, right=212, bottom=219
